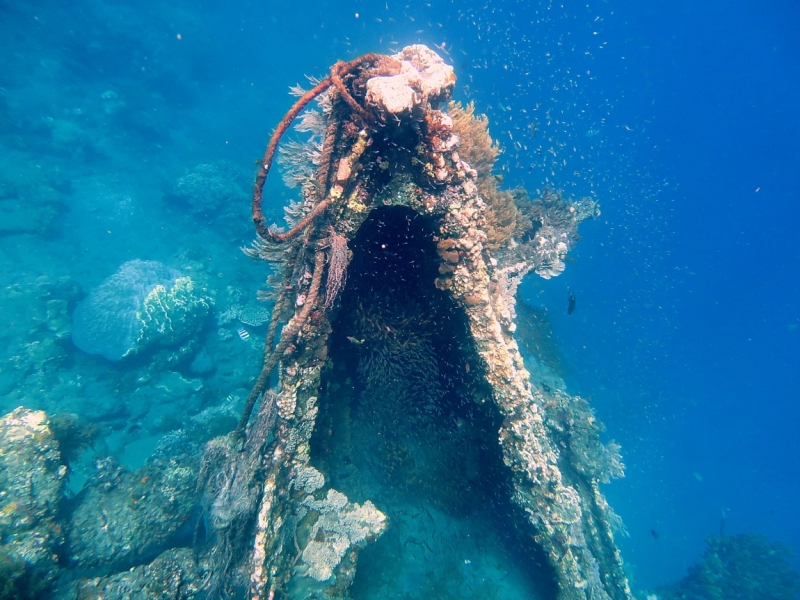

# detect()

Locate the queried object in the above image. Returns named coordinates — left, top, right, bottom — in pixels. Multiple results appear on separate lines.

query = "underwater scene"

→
left=0, top=0, right=799, bottom=598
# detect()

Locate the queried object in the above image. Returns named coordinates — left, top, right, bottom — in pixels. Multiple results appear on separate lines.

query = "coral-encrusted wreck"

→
left=199, top=45, right=632, bottom=600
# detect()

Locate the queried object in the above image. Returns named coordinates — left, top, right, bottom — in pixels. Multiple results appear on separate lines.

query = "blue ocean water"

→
left=1, top=0, right=798, bottom=596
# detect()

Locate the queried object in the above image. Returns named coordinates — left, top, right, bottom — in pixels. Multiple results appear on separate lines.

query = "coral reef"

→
left=447, top=101, right=599, bottom=267
left=219, top=299, right=272, bottom=327
left=0, top=42, right=630, bottom=600
left=71, top=260, right=212, bottom=361
left=135, top=276, right=213, bottom=351
left=0, top=404, right=222, bottom=598
left=543, top=390, right=625, bottom=485
left=656, top=533, right=800, bottom=600
left=447, top=100, right=519, bottom=251
left=0, top=408, right=66, bottom=598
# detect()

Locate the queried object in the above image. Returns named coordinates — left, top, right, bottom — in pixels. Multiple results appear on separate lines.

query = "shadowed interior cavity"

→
left=310, top=206, right=558, bottom=599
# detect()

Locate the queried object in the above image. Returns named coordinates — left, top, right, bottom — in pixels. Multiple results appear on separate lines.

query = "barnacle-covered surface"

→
left=206, top=44, right=633, bottom=600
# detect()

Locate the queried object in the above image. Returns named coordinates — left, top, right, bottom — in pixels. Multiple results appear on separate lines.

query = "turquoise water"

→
left=1, top=0, right=798, bottom=598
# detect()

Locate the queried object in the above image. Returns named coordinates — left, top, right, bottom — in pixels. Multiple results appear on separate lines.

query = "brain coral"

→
left=72, top=260, right=212, bottom=360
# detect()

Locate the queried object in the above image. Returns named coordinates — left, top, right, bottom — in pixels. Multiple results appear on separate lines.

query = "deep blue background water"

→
left=1, top=0, right=798, bottom=593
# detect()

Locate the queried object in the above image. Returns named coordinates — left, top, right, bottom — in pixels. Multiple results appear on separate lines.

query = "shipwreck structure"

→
left=199, top=45, right=633, bottom=600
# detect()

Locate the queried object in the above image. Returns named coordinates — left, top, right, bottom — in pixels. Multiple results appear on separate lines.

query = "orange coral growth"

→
left=447, top=101, right=499, bottom=178
left=447, top=101, right=518, bottom=251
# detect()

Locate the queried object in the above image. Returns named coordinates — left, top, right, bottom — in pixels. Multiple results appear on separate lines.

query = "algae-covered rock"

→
left=72, top=260, right=213, bottom=361
left=126, top=370, right=204, bottom=433
left=0, top=407, right=67, bottom=597
left=67, top=432, right=200, bottom=573
left=68, top=547, right=202, bottom=600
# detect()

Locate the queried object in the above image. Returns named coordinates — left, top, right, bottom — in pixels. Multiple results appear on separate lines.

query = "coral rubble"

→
left=200, top=44, right=631, bottom=600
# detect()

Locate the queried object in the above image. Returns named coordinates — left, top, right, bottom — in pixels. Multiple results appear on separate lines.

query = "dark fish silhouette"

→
left=650, top=529, right=659, bottom=539
left=567, top=292, right=576, bottom=315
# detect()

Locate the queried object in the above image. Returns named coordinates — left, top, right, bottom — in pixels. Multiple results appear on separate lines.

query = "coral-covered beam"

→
left=236, top=251, right=326, bottom=437
left=251, top=53, right=387, bottom=240
left=265, top=198, right=332, bottom=243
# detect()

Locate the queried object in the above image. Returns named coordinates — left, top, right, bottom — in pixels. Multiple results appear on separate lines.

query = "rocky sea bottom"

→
left=0, top=237, right=564, bottom=598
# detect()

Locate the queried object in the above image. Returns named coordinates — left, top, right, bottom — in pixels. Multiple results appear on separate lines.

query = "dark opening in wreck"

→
left=311, top=206, right=559, bottom=597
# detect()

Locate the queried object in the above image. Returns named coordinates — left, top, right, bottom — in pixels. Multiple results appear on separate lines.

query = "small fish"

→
left=347, top=336, right=364, bottom=346
left=650, top=529, right=660, bottom=539
left=586, top=128, right=600, bottom=137
left=237, top=328, right=250, bottom=341
left=567, top=292, right=576, bottom=315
